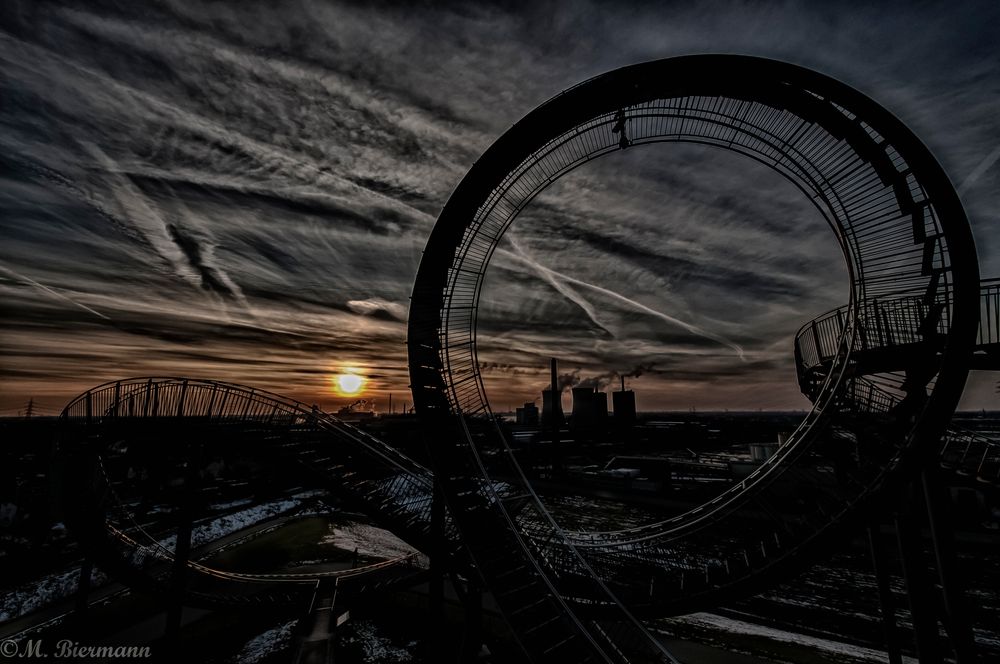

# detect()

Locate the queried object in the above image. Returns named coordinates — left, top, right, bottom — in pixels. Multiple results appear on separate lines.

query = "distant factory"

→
left=520, top=358, right=637, bottom=428
left=514, top=401, right=539, bottom=426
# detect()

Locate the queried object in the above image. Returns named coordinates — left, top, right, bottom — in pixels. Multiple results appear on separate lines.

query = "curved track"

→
left=56, top=378, right=437, bottom=607
left=407, top=55, right=980, bottom=662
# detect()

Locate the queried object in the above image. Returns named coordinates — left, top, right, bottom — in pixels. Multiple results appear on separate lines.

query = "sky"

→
left=1, top=0, right=999, bottom=415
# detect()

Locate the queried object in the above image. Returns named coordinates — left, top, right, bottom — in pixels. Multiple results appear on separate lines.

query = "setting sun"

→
left=333, top=371, right=365, bottom=396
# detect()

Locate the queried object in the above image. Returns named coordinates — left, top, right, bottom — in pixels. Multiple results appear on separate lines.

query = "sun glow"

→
left=333, top=371, right=365, bottom=396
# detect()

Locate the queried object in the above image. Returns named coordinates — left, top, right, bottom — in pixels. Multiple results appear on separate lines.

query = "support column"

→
left=165, top=441, right=200, bottom=646
left=895, top=497, right=942, bottom=664
left=71, top=558, right=93, bottom=637
left=429, top=477, right=446, bottom=661
left=867, top=525, right=902, bottom=664
left=295, top=579, right=343, bottom=664
left=460, top=579, right=484, bottom=663
left=165, top=498, right=193, bottom=643
left=921, top=468, right=976, bottom=663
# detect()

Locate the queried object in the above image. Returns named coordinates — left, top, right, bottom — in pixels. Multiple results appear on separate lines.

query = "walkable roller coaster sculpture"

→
left=57, top=56, right=1000, bottom=662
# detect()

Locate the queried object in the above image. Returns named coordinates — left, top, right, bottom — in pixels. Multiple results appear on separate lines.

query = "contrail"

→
left=503, top=238, right=613, bottom=336
left=498, top=241, right=746, bottom=361
left=0, top=264, right=111, bottom=320
left=79, top=141, right=201, bottom=287
left=958, top=143, right=1000, bottom=195
left=80, top=141, right=258, bottom=322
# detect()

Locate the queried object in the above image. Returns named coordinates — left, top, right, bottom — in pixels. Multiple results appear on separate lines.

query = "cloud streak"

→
left=498, top=239, right=747, bottom=361
left=0, top=264, right=111, bottom=321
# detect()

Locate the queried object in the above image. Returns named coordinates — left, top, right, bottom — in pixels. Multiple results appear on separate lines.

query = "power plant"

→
left=535, top=359, right=634, bottom=429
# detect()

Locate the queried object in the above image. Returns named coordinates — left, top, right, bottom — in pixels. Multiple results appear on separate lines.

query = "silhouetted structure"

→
left=515, top=401, right=539, bottom=425
left=612, top=376, right=636, bottom=424
left=408, top=53, right=987, bottom=664
left=571, top=387, right=609, bottom=428
left=571, top=387, right=593, bottom=427
left=540, top=358, right=563, bottom=427
left=592, top=390, right=608, bottom=420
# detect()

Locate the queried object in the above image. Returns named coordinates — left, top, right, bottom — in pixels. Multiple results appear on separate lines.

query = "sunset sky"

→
left=2, top=1, right=999, bottom=415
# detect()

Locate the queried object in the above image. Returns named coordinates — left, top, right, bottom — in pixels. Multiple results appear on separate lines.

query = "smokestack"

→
left=621, top=375, right=625, bottom=392
left=541, top=357, right=564, bottom=427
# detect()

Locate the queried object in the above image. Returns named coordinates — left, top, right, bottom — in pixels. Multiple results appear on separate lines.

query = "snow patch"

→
left=344, top=619, right=413, bottom=663
left=1, top=491, right=327, bottom=622
left=156, top=490, right=326, bottom=552
left=1, top=566, right=107, bottom=622
left=661, top=612, right=920, bottom=664
left=321, top=521, right=420, bottom=561
left=208, top=498, right=256, bottom=511
left=231, top=619, right=297, bottom=663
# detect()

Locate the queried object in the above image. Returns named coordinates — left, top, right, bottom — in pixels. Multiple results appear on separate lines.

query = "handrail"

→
left=58, top=378, right=436, bottom=600
left=60, top=377, right=432, bottom=481
left=797, top=281, right=1000, bottom=378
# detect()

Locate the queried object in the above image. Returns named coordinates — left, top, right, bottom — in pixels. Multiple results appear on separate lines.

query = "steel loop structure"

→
left=407, top=55, right=980, bottom=662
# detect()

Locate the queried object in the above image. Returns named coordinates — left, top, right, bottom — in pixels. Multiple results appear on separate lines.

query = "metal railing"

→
left=795, top=293, right=951, bottom=375
left=940, top=427, right=1000, bottom=484
left=797, top=280, right=1000, bottom=379
left=57, top=378, right=435, bottom=605
left=978, top=278, right=1000, bottom=347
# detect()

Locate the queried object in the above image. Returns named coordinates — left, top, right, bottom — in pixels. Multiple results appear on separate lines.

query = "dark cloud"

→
left=166, top=223, right=235, bottom=297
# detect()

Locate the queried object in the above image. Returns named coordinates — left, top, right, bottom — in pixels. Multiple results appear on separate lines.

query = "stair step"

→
left=523, top=615, right=561, bottom=636
left=497, top=580, right=536, bottom=599
left=510, top=597, right=547, bottom=617
left=542, top=634, right=578, bottom=656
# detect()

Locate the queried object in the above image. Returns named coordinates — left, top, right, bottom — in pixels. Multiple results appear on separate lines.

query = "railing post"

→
left=216, top=388, right=231, bottom=419
left=143, top=379, right=152, bottom=417
left=958, top=439, right=973, bottom=465
left=881, top=310, right=894, bottom=346
left=240, top=389, right=254, bottom=421
left=176, top=379, right=188, bottom=417
left=151, top=383, right=160, bottom=417
left=812, top=321, right=823, bottom=359
left=872, top=300, right=884, bottom=347
left=977, top=446, right=991, bottom=477
left=205, top=384, right=218, bottom=418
